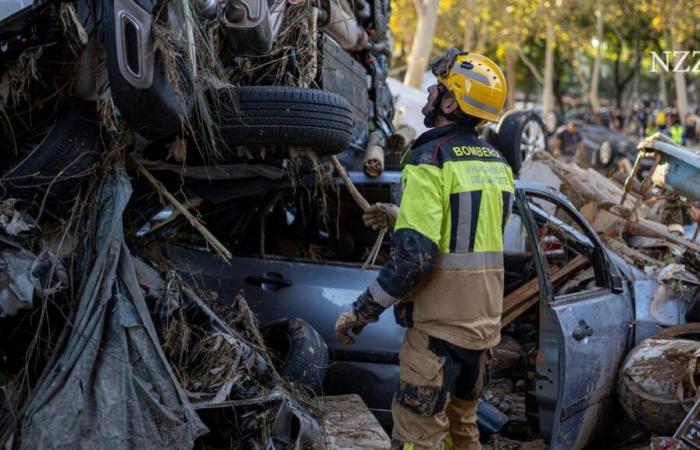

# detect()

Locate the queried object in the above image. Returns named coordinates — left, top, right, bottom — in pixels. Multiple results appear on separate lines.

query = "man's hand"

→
left=362, top=203, right=399, bottom=231
left=334, top=290, right=387, bottom=344
left=334, top=309, right=370, bottom=345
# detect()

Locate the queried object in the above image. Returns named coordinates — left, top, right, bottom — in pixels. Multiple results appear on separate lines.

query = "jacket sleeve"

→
left=366, top=163, right=443, bottom=308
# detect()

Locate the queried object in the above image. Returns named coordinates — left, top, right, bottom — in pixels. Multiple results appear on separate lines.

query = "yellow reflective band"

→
left=403, top=443, right=415, bottom=450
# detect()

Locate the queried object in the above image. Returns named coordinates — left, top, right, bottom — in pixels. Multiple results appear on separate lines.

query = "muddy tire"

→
left=215, top=86, right=354, bottom=156
left=1, top=102, right=103, bottom=206
left=262, top=317, right=329, bottom=394
left=618, top=332, right=700, bottom=434
left=496, top=110, right=549, bottom=175
left=591, top=140, right=614, bottom=169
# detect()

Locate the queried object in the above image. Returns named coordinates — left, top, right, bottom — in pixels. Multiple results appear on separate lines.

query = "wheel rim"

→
left=521, top=120, right=546, bottom=162
left=599, top=141, right=613, bottom=165
left=545, top=111, right=558, bottom=133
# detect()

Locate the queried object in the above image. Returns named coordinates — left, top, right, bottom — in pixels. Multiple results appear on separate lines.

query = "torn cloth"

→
left=19, top=166, right=207, bottom=450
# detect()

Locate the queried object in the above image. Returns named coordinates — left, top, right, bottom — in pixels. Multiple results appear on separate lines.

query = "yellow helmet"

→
left=430, top=48, right=507, bottom=123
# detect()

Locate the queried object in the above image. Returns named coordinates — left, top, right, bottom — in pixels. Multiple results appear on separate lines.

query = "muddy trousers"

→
left=391, top=328, right=489, bottom=450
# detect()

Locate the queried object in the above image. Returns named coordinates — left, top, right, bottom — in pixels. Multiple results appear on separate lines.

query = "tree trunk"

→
left=659, top=72, right=668, bottom=107
left=542, top=23, right=555, bottom=121
left=403, top=0, right=440, bottom=88
left=462, top=0, right=476, bottom=51
left=505, top=46, right=517, bottom=111
left=670, top=31, right=688, bottom=119
left=589, top=6, right=603, bottom=112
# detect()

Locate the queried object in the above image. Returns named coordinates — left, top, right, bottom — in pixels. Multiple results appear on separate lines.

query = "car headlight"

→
left=599, top=141, right=613, bottom=165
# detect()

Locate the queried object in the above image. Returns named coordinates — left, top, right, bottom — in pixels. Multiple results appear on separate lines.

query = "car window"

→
left=524, top=193, right=605, bottom=299
left=503, top=210, right=538, bottom=297
left=261, top=183, right=393, bottom=266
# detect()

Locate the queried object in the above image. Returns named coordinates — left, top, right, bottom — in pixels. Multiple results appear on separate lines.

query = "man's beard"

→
left=422, top=93, right=443, bottom=128
left=423, top=107, right=440, bottom=128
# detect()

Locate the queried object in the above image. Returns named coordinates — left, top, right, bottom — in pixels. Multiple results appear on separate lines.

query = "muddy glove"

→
left=362, top=203, right=399, bottom=231
left=335, top=290, right=386, bottom=344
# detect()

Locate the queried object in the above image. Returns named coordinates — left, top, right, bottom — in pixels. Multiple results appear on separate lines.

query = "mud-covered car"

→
left=151, top=168, right=686, bottom=449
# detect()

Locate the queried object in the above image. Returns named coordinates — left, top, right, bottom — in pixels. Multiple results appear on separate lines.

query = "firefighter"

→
left=335, top=48, right=513, bottom=450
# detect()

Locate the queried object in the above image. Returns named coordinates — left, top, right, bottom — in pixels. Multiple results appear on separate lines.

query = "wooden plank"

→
left=320, top=394, right=391, bottom=449
left=501, top=255, right=589, bottom=326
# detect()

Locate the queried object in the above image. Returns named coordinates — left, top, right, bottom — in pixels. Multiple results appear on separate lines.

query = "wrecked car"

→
left=151, top=167, right=693, bottom=449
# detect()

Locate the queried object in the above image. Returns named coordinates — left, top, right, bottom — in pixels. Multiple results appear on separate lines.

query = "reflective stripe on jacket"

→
left=370, top=124, right=514, bottom=350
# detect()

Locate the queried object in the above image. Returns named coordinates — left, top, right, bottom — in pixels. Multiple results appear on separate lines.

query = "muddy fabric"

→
left=392, top=328, right=487, bottom=450
left=445, top=397, right=481, bottom=450
left=19, top=167, right=207, bottom=450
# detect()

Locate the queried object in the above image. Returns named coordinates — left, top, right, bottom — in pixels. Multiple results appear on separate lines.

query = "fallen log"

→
left=362, top=131, right=385, bottom=178
left=385, top=125, right=417, bottom=154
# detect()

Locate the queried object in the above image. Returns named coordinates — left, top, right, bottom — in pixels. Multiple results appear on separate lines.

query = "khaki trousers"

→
left=391, top=328, right=489, bottom=450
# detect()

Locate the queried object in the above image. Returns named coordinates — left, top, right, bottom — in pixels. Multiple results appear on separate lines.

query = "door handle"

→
left=245, top=272, right=293, bottom=290
left=572, top=320, right=593, bottom=341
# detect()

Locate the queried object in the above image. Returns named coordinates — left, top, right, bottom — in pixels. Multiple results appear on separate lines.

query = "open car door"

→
left=515, top=183, right=633, bottom=449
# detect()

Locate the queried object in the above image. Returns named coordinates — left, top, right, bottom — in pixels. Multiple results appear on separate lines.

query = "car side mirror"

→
left=611, top=275, right=624, bottom=294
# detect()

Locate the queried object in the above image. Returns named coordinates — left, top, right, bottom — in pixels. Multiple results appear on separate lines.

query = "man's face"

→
left=567, top=122, right=577, bottom=133
left=422, top=84, right=440, bottom=118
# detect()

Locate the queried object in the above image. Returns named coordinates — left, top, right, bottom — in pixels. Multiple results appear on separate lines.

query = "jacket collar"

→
left=412, top=124, right=478, bottom=149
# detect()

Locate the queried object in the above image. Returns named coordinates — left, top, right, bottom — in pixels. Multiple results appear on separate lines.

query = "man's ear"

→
left=441, top=95, right=460, bottom=114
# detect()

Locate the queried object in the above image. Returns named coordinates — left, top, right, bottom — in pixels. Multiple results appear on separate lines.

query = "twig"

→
left=330, top=156, right=385, bottom=268
left=130, top=156, right=232, bottom=263
left=329, top=156, right=370, bottom=211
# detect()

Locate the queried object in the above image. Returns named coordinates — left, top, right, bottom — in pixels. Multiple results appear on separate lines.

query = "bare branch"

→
left=517, top=45, right=544, bottom=85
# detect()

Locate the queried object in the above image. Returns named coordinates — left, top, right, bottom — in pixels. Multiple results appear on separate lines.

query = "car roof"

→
left=345, top=170, right=575, bottom=207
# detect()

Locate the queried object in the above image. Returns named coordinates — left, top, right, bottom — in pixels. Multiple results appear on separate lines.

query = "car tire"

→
left=543, top=110, right=563, bottom=136
left=496, top=110, right=549, bottom=175
left=1, top=102, right=104, bottom=205
left=592, top=140, right=614, bottom=169
left=262, top=317, right=329, bottom=394
left=215, top=86, right=354, bottom=156
left=618, top=328, right=700, bottom=435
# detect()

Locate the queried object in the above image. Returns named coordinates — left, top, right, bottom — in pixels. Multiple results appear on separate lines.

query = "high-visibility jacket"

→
left=670, top=124, right=684, bottom=144
left=367, top=124, right=514, bottom=349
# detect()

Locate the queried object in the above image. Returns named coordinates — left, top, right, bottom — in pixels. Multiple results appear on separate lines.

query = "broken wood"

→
left=603, top=237, right=661, bottom=268
left=362, top=131, right=385, bottom=178
left=501, top=255, right=589, bottom=328
left=130, top=156, right=232, bottom=263
left=599, top=203, right=700, bottom=254
left=385, top=125, right=417, bottom=154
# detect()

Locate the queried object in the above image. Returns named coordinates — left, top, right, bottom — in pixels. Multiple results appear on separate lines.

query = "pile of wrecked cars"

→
left=2, top=1, right=700, bottom=450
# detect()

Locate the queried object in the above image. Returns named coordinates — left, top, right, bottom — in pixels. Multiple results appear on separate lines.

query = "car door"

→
left=516, top=185, right=633, bottom=449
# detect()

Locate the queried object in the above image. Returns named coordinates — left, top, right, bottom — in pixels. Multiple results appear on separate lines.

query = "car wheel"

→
left=1, top=102, right=104, bottom=206
left=262, top=317, right=329, bottom=394
left=214, top=86, right=354, bottom=156
left=496, top=110, right=549, bottom=174
left=543, top=110, right=563, bottom=136
left=592, top=141, right=613, bottom=169
left=618, top=327, right=700, bottom=435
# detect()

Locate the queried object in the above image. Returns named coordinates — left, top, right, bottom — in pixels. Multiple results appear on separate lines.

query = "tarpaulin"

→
left=19, top=166, right=207, bottom=450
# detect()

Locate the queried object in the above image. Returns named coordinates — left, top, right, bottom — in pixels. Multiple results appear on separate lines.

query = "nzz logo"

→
left=650, top=51, right=700, bottom=73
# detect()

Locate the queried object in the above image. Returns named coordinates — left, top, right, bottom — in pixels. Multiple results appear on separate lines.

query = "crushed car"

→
left=150, top=162, right=698, bottom=448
